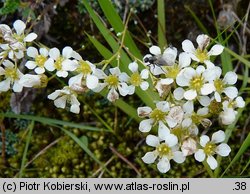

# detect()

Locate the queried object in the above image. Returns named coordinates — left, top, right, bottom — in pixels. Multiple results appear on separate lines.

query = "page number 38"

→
left=233, top=182, right=247, bottom=191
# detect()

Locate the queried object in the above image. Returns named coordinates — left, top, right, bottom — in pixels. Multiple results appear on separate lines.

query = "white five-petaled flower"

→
left=63, top=52, right=99, bottom=90
left=0, top=20, right=37, bottom=60
left=0, top=60, right=23, bottom=92
left=194, top=130, right=231, bottom=170
left=175, top=65, right=216, bottom=100
left=212, top=67, right=238, bottom=102
left=155, top=50, right=191, bottom=97
left=44, top=47, right=75, bottom=77
left=120, top=62, right=149, bottom=95
left=137, top=101, right=178, bottom=133
left=219, top=96, right=245, bottom=125
left=92, top=67, right=129, bottom=102
left=142, top=134, right=185, bottom=173
left=25, top=47, right=49, bottom=74
left=47, top=86, right=80, bottom=114
left=182, top=34, right=224, bottom=68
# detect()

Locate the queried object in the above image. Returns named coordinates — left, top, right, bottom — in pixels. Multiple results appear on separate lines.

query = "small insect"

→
left=143, top=55, right=169, bottom=67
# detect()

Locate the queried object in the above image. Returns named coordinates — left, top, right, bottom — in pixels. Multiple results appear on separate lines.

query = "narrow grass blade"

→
left=184, top=5, right=209, bottom=34
left=97, top=0, right=142, bottom=59
left=221, top=132, right=250, bottom=177
left=0, top=112, right=108, bottom=132
left=18, top=120, right=34, bottom=178
left=157, top=0, right=167, bottom=49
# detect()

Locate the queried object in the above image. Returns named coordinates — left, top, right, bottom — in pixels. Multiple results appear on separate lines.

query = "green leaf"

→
left=18, top=121, right=34, bottom=178
left=184, top=5, right=209, bottom=34
left=97, top=0, right=142, bottom=59
left=0, top=112, right=108, bottom=132
left=221, top=132, right=250, bottom=177
left=0, top=0, right=20, bottom=15
left=157, top=0, right=167, bottom=49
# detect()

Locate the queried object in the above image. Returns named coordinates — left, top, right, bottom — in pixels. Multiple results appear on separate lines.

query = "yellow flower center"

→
left=54, top=56, right=64, bottom=70
left=172, top=127, right=189, bottom=141
left=190, top=75, right=204, bottom=91
left=209, top=100, right=222, bottom=115
left=35, top=55, right=47, bottom=67
left=204, top=142, right=216, bottom=155
left=150, top=108, right=166, bottom=122
left=165, top=65, right=180, bottom=79
left=129, top=72, right=142, bottom=86
left=5, top=67, right=18, bottom=80
left=12, top=33, right=25, bottom=42
left=105, top=75, right=119, bottom=87
left=195, top=49, right=208, bottom=63
left=214, top=79, right=224, bottom=93
left=157, top=143, right=171, bottom=158
left=77, top=60, right=92, bottom=75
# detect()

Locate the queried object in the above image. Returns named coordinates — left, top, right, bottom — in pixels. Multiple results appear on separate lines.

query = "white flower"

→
left=194, top=130, right=231, bottom=170
left=181, top=101, right=211, bottom=134
left=47, top=86, right=80, bottom=114
left=212, top=67, right=238, bottom=102
left=63, top=54, right=99, bottom=90
left=44, top=47, right=75, bottom=77
left=0, top=60, right=23, bottom=92
left=175, top=65, right=216, bottom=100
left=25, top=47, right=49, bottom=74
left=182, top=34, right=224, bottom=68
left=120, top=62, right=149, bottom=95
left=142, top=134, right=185, bottom=173
left=181, top=137, right=197, bottom=156
left=92, top=67, right=130, bottom=102
left=137, top=101, right=178, bottom=133
left=19, top=74, right=47, bottom=88
left=219, top=96, right=245, bottom=125
left=0, top=20, right=37, bottom=60
left=155, top=52, right=191, bottom=97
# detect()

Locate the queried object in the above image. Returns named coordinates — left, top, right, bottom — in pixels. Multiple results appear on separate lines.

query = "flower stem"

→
left=202, top=161, right=215, bottom=177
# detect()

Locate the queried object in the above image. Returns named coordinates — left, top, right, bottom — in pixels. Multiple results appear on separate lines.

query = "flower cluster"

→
left=138, top=34, right=245, bottom=172
left=0, top=20, right=245, bottom=174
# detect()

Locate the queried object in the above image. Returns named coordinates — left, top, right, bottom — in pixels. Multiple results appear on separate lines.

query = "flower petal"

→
left=196, top=34, right=210, bottom=50
left=182, top=39, right=195, bottom=53
left=214, top=92, right=221, bottom=102
left=200, top=83, right=215, bottom=95
left=200, top=135, right=210, bottom=147
left=70, top=104, right=80, bottom=114
left=158, top=121, right=170, bottom=140
left=173, top=151, right=185, bottom=163
left=86, top=74, right=99, bottom=89
left=54, top=96, right=67, bottom=109
left=207, top=155, right=218, bottom=170
left=0, top=79, right=10, bottom=92
left=13, top=20, right=26, bottom=35
left=173, top=87, right=185, bottom=100
left=44, top=58, right=55, bottom=71
left=223, top=71, right=237, bottom=85
left=142, top=151, right=158, bottom=164
left=137, top=106, right=152, bottom=117
left=140, top=69, right=149, bottom=79
left=198, top=96, right=211, bottom=106
left=139, top=119, right=154, bottom=132
left=49, top=48, right=60, bottom=60
left=146, top=135, right=160, bottom=147
left=35, top=67, right=45, bottom=74
left=128, top=62, right=138, bottom=72
left=149, top=45, right=161, bottom=55
left=24, top=33, right=37, bottom=42
left=25, top=61, right=37, bottom=69
left=27, top=47, right=38, bottom=58
left=216, top=143, right=231, bottom=156
left=162, top=46, right=177, bottom=66
left=184, top=89, right=197, bottom=100
left=107, top=87, right=119, bottom=102
left=223, top=86, right=238, bottom=99
left=156, top=101, right=169, bottom=112
left=157, top=156, right=170, bottom=173
left=208, top=44, right=224, bottom=56
left=235, top=96, right=245, bottom=108
left=211, top=130, right=225, bottom=143
left=179, top=52, right=191, bottom=68
left=194, top=149, right=205, bottom=162
left=164, top=134, right=178, bottom=147
left=62, top=46, right=73, bottom=58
